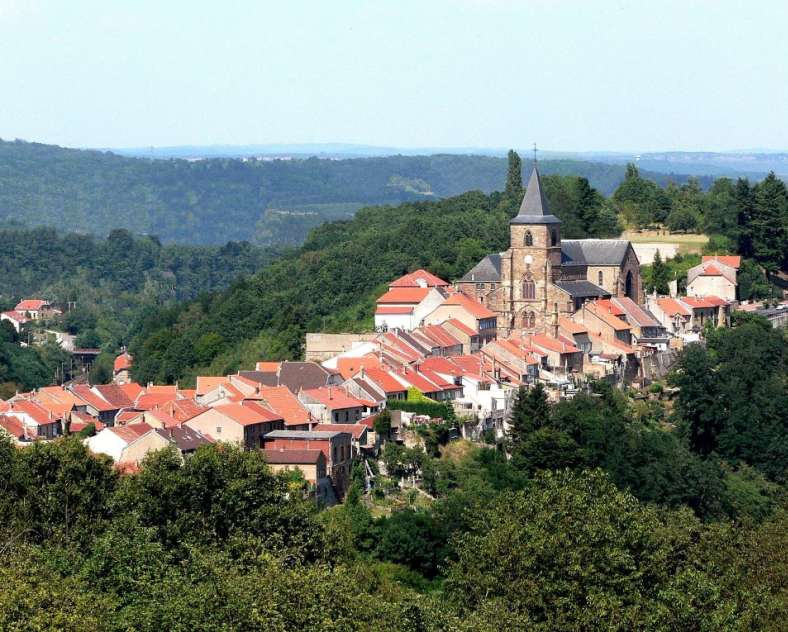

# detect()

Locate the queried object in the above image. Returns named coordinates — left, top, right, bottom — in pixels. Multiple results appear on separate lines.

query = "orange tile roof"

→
left=301, top=387, right=366, bottom=410
left=114, top=352, right=133, bottom=372
left=15, top=299, right=47, bottom=311
left=195, top=376, right=231, bottom=396
left=681, top=296, right=718, bottom=309
left=134, top=392, right=178, bottom=410
left=595, top=299, right=626, bottom=317
left=389, top=269, right=449, bottom=288
left=118, top=382, right=145, bottom=401
left=336, top=355, right=381, bottom=380
left=421, top=324, right=461, bottom=348
left=702, top=255, right=741, bottom=269
left=585, top=302, right=631, bottom=331
left=146, top=408, right=181, bottom=428
left=443, top=318, right=478, bottom=336
left=70, top=385, right=117, bottom=412
left=110, top=422, right=153, bottom=443
left=703, top=295, right=727, bottom=307
left=656, top=297, right=692, bottom=317
left=442, top=292, right=496, bottom=319
left=559, top=317, right=587, bottom=335
left=397, top=368, right=442, bottom=394
left=375, top=305, right=415, bottom=315
left=527, top=333, right=581, bottom=354
left=213, top=402, right=282, bottom=426
left=364, top=368, right=408, bottom=394
left=146, top=385, right=178, bottom=396
left=255, top=361, right=281, bottom=372
left=258, top=386, right=312, bottom=427
left=158, top=399, right=208, bottom=423
left=0, top=414, right=26, bottom=438
left=376, top=287, right=431, bottom=304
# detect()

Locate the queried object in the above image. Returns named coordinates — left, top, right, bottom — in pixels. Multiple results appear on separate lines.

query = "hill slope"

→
left=0, top=139, right=708, bottom=246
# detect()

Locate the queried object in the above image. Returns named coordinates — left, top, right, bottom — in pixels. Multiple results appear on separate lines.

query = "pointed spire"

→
left=510, top=164, right=562, bottom=225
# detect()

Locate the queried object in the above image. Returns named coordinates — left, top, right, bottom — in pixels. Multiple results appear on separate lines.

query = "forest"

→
left=1, top=318, right=786, bottom=630
left=0, top=227, right=274, bottom=393
left=0, top=138, right=705, bottom=246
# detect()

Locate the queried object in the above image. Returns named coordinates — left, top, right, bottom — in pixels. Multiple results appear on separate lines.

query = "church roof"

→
left=459, top=253, right=502, bottom=283
left=510, top=166, right=562, bottom=225
left=561, top=240, right=633, bottom=266
left=554, top=280, right=611, bottom=298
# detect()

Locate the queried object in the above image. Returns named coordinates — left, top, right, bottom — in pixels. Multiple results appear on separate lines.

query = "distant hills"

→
left=0, top=138, right=752, bottom=246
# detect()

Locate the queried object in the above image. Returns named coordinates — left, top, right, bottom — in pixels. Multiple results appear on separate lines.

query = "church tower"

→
left=504, top=165, right=563, bottom=332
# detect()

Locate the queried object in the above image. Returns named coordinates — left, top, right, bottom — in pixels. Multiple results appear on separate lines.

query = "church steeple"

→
left=510, top=165, right=561, bottom=225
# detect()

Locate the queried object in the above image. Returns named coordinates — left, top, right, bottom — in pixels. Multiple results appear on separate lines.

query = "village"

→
left=0, top=166, right=785, bottom=504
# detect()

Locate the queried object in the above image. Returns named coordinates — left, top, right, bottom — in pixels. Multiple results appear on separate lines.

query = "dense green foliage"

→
left=0, top=139, right=702, bottom=246
left=128, top=179, right=625, bottom=384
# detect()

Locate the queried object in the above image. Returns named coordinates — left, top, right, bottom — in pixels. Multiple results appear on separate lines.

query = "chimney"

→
left=360, top=366, right=366, bottom=380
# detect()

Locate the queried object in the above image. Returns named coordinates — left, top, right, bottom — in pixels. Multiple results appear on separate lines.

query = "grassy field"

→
left=621, top=229, right=709, bottom=255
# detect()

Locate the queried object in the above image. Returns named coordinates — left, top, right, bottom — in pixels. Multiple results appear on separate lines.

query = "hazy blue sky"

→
left=2, top=0, right=787, bottom=152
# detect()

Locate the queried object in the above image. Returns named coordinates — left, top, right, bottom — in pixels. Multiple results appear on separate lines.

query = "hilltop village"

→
left=0, top=166, right=781, bottom=502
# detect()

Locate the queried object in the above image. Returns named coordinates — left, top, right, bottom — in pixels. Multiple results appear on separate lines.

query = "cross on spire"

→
left=533, top=142, right=538, bottom=165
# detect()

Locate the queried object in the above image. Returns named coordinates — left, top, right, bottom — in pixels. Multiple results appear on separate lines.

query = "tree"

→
left=735, top=178, right=755, bottom=258
left=751, top=172, right=788, bottom=272
left=670, top=344, right=722, bottom=456
left=504, top=149, right=523, bottom=202
left=649, top=249, right=670, bottom=294
left=666, top=206, right=699, bottom=233
left=373, top=408, right=392, bottom=439
left=507, top=384, right=550, bottom=466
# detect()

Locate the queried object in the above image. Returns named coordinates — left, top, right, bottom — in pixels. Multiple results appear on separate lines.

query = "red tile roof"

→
left=0, top=414, right=26, bottom=438
left=301, top=387, right=366, bottom=410
left=656, top=297, right=692, bottom=317
left=255, top=361, right=281, bottom=372
left=376, top=287, right=431, bottom=304
left=10, top=399, right=59, bottom=424
left=2, top=310, right=30, bottom=323
left=336, top=355, right=381, bottom=380
left=420, top=325, right=461, bottom=348
left=158, top=399, right=208, bottom=423
left=442, top=318, right=478, bottom=336
left=258, top=386, right=312, bottom=426
left=213, top=402, right=283, bottom=426
left=195, top=376, right=231, bottom=396
left=595, top=299, right=626, bottom=317
left=397, top=368, right=442, bottom=394
left=92, top=384, right=134, bottom=408
left=114, top=352, right=133, bottom=372
left=364, top=368, right=408, bottom=394
left=15, top=299, right=47, bottom=311
left=118, top=382, right=145, bottom=401
left=134, top=392, right=178, bottom=411
left=681, top=296, right=721, bottom=309
left=585, top=302, right=631, bottom=331
left=68, top=411, right=105, bottom=433
left=110, top=422, right=153, bottom=444
left=389, top=269, right=449, bottom=288
left=375, top=305, right=415, bottom=315
left=442, top=292, right=496, bottom=319
left=527, top=333, right=581, bottom=354
left=559, top=317, right=587, bottom=335
left=702, top=255, right=741, bottom=269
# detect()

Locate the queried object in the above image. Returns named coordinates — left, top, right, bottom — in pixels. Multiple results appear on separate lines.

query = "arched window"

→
left=523, top=277, right=535, bottom=300
left=551, top=230, right=558, bottom=246
left=524, top=230, right=533, bottom=247
left=528, top=311, right=536, bottom=329
left=598, top=270, right=604, bottom=285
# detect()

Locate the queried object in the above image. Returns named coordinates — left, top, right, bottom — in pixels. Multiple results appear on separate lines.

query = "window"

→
left=551, top=230, right=558, bottom=246
left=524, top=230, right=533, bottom=247
left=476, top=282, right=485, bottom=291
left=528, top=312, right=536, bottom=328
left=523, top=277, right=535, bottom=300
left=598, top=271, right=604, bottom=285
left=215, top=426, right=222, bottom=434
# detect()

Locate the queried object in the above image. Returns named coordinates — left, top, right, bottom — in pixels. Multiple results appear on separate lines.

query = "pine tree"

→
left=505, top=149, right=523, bottom=201
left=507, top=383, right=551, bottom=462
left=751, top=172, right=788, bottom=273
left=735, top=178, right=755, bottom=258
left=650, top=249, right=670, bottom=295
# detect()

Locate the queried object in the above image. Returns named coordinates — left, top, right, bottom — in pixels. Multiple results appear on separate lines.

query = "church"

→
left=456, top=165, right=642, bottom=337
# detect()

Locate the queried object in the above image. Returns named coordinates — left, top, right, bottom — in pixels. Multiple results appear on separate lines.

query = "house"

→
left=298, top=387, right=366, bottom=424
left=1, top=311, right=30, bottom=333
left=648, top=296, right=693, bottom=336
left=440, top=318, right=482, bottom=354
left=362, top=367, right=409, bottom=401
left=411, top=323, right=464, bottom=357
left=5, top=400, right=62, bottom=439
left=156, top=425, right=213, bottom=457
left=262, top=429, right=353, bottom=497
left=558, top=317, right=592, bottom=355
left=113, top=352, right=133, bottom=385
left=679, top=296, right=730, bottom=330
left=687, top=258, right=738, bottom=301
left=395, top=366, right=463, bottom=401
left=610, top=296, right=669, bottom=351
left=481, top=339, right=541, bottom=385
left=239, top=361, right=343, bottom=394
left=424, top=292, right=498, bottom=345
left=573, top=300, right=633, bottom=347
left=0, top=414, right=29, bottom=443
left=389, top=269, right=450, bottom=289
left=69, top=385, right=121, bottom=424
left=14, top=299, right=58, bottom=320
left=262, top=448, right=328, bottom=485
left=341, top=372, right=387, bottom=413
left=85, top=423, right=172, bottom=466
left=374, top=286, right=447, bottom=331
left=185, top=402, right=285, bottom=450
left=523, top=333, right=583, bottom=375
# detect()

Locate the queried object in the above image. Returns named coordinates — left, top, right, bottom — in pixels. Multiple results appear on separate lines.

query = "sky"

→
left=1, top=0, right=788, bottom=152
